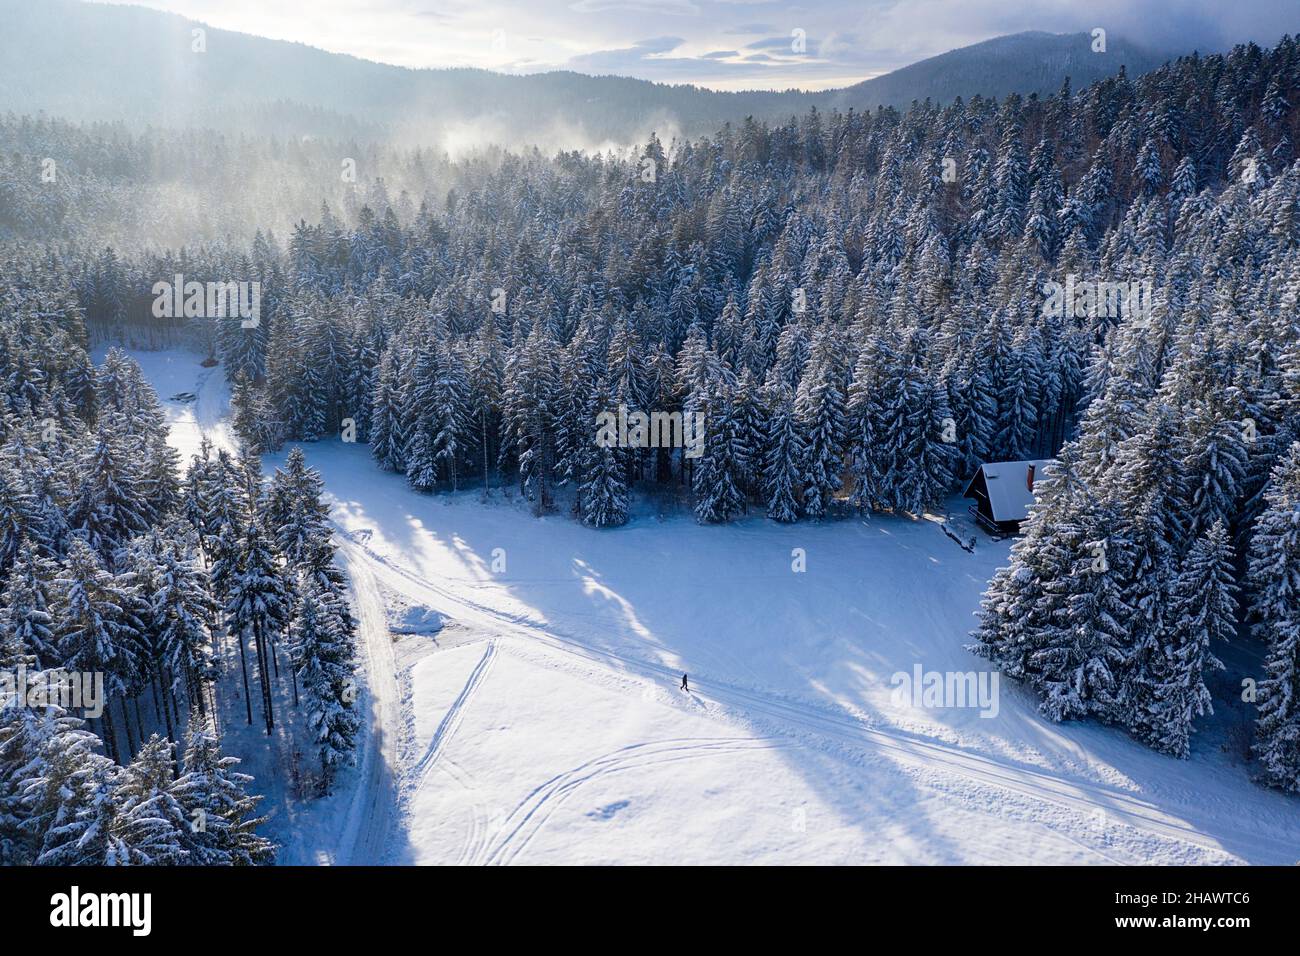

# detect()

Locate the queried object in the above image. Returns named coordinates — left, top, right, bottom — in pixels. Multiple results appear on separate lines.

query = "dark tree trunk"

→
left=101, top=711, right=119, bottom=764
left=119, top=697, right=136, bottom=758
left=253, top=618, right=274, bottom=735
left=159, top=666, right=176, bottom=744
left=236, top=624, right=253, bottom=725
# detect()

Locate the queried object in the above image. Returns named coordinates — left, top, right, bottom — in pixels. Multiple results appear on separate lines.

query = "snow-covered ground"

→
left=96, top=346, right=237, bottom=459
left=135, top=347, right=1300, bottom=865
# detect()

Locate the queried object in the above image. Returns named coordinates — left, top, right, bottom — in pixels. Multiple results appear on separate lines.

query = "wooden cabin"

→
left=962, top=459, right=1055, bottom=535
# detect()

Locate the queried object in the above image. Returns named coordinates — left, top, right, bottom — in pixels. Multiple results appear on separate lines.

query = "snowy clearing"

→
left=141, top=347, right=1299, bottom=865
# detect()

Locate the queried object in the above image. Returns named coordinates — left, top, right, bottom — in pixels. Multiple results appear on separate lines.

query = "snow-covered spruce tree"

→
left=404, top=335, right=472, bottom=493
left=25, top=716, right=123, bottom=865
left=794, top=333, right=846, bottom=520
left=1249, top=442, right=1300, bottom=791
left=762, top=384, right=803, bottom=522
left=554, top=326, right=602, bottom=496
left=172, top=727, right=274, bottom=865
left=895, top=332, right=957, bottom=515
left=467, top=318, right=505, bottom=494
left=199, top=449, right=248, bottom=602
left=292, top=580, right=360, bottom=790
left=68, top=416, right=151, bottom=561
left=970, top=448, right=1117, bottom=706
left=0, top=541, right=57, bottom=668
left=1110, top=407, right=1186, bottom=738
left=0, top=461, right=42, bottom=575
left=136, top=532, right=219, bottom=728
left=846, top=334, right=899, bottom=514
left=265, top=446, right=331, bottom=566
left=369, top=348, right=405, bottom=472
left=113, top=735, right=192, bottom=865
left=946, top=356, right=996, bottom=487
left=0, top=683, right=90, bottom=863
left=182, top=439, right=217, bottom=549
left=993, top=325, right=1042, bottom=463
left=225, top=520, right=291, bottom=735
left=53, top=537, right=144, bottom=762
left=692, top=383, right=747, bottom=524
left=1178, top=398, right=1249, bottom=545
left=231, top=373, right=281, bottom=454
left=500, top=324, right=560, bottom=512
left=732, top=368, right=767, bottom=502
left=580, top=380, right=629, bottom=528
left=1035, top=501, right=1133, bottom=722
left=1144, top=522, right=1237, bottom=758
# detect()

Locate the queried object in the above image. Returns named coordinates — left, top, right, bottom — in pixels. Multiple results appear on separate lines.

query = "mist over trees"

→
left=0, top=0, right=1177, bottom=147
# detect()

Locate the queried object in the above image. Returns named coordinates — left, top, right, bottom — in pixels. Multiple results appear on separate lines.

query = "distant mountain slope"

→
left=828, top=31, right=1174, bottom=110
left=0, top=0, right=1180, bottom=145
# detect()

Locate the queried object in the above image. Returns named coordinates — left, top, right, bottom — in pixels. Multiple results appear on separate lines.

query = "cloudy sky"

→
left=92, top=0, right=1297, bottom=91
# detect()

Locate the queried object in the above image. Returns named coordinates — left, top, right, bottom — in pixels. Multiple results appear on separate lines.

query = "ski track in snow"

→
left=479, top=737, right=787, bottom=866
left=435, top=756, right=491, bottom=866
left=404, top=641, right=497, bottom=817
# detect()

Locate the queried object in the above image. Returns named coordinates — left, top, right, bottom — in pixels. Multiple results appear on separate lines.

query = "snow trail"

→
left=336, top=548, right=401, bottom=865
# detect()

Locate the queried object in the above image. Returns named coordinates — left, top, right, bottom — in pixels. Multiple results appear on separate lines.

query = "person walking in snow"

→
left=681, top=673, right=689, bottom=692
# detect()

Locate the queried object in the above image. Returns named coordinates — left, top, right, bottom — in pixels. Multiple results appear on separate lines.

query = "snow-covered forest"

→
left=0, top=323, right=361, bottom=862
left=2, top=24, right=1300, bottom=868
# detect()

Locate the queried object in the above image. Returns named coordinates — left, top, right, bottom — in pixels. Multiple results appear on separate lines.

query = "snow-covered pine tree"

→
left=225, top=521, right=290, bottom=734
left=1146, top=522, right=1236, bottom=757
left=762, top=384, right=803, bottom=522
left=292, top=580, right=360, bottom=790
left=172, top=727, right=274, bottom=865
left=0, top=541, right=56, bottom=668
left=579, top=380, right=629, bottom=528
left=1249, top=442, right=1300, bottom=791
left=114, top=735, right=192, bottom=865
left=794, top=333, right=846, bottom=520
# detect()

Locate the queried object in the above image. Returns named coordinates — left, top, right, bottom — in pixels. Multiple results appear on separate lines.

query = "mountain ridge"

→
left=0, top=0, right=1181, bottom=145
